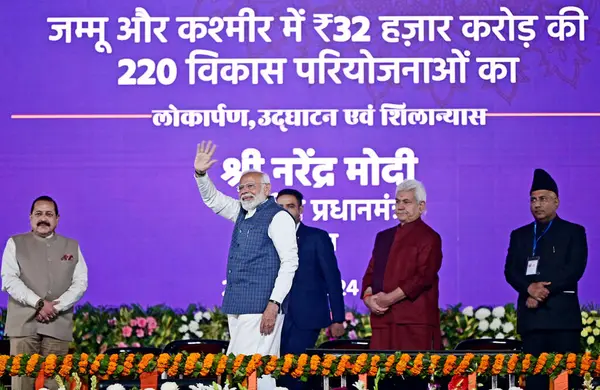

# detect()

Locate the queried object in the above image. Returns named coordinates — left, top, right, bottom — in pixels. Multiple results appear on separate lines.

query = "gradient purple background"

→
left=1, top=0, right=599, bottom=311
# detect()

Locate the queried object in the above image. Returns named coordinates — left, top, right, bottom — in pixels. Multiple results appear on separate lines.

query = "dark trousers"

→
left=278, top=317, right=321, bottom=390
left=521, top=329, right=581, bottom=390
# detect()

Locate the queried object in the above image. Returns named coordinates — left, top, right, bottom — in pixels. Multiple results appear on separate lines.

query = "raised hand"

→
left=195, top=140, right=218, bottom=173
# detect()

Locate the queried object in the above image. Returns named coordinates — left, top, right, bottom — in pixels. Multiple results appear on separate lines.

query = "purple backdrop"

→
left=1, top=0, right=599, bottom=310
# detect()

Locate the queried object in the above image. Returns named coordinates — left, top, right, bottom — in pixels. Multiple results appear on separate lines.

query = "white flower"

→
left=475, top=308, right=491, bottom=320
left=490, top=318, right=502, bottom=331
left=509, top=336, right=515, bottom=340
left=107, top=385, right=126, bottom=390
left=478, top=320, right=489, bottom=332
left=587, top=336, right=595, bottom=345
left=462, top=306, right=474, bottom=317
left=194, top=311, right=204, bottom=322
left=203, top=312, right=212, bottom=320
left=183, top=333, right=190, bottom=340
left=189, top=385, right=216, bottom=390
left=582, top=329, right=589, bottom=337
left=492, top=306, right=505, bottom=318
left=503, top=322, right=515, bottom=334
left=587, top=317, right=594, bottom=325
left=189, top=321, right=200, bottom=332
left=181, top=315, right=188, bottom=322
left=596, top=319, right=600, bottom=327
left=582, top=311, right=589, bottom=318
left=178, top=324, right=189, bottom=333
left=193, top=330, right=204, bottom=338
left=161, top=382, right=179, bottom=390
left=495, top=333, right=505, bottom=339
left=481, top=336, right=491, bottom=339
left=352, top=381, right=367, bottom=390
left=594, top=328, right=600, bottom=337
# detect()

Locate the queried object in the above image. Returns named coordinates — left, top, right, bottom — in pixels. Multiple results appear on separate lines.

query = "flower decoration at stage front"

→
left=0, top=351, right=598, bottom=382
left=581, top=308, right=600, bottom=355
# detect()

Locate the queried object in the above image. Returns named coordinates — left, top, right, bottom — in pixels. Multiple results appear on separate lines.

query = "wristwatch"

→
left=194, top=170, right=206, bottom=177
left=35, top=299, right=44, bottom=311
left=269, top=299, right=280, bottom=308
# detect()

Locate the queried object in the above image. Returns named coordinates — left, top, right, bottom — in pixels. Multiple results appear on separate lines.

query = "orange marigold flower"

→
left=429, top=355, right=441, bottom=375
left=309, top=355, right=321, bottom=375
left=533, top=353, right=548, bottom=375
left=579, top=352, right=592, bottom=376
left=0, top=355, right=10, bottom=377
left=216, top=355, right=229, bottom=376
left=167, top=353, right=183, bottom=377
left=491, top=354, right=504, bottom=375
left=281, top=354, right=293, bottom=375
left=369, top=355, right=380, bottom=376
left=264, top=355, right=279, bottom=375
left=477, top=355, right=490, bottom=374
left=292, top=354, right=309, bottom=379
left=396, top=354, right=411, bottom=376
left=443, top=355, right=457, bottom=376
left=351, top=353, right=368, bottom=375
left=410, top=354, right=424, bottom=376
left=11, top=355, right=22, bottom=376
left=521, top=354, right=531, bottom=373
left=26, top=354, right=40, bottom=375
left=320, top=354, right=336, bottom=376
left=185, top=353, right=201, bottom=377
left=506, top=354, right=519, bottom=374
left=78, top=353, right=89, bottom=374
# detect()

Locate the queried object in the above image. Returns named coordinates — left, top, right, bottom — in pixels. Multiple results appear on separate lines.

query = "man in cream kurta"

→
left=194, top=141, right=298, bottom=368
left=1, top=195, right=88, bottom=390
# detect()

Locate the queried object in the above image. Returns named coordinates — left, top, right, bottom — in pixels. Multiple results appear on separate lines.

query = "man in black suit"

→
left=504, top=168, right=587, bottom=390
left=276, top=188, right=345, bottom=389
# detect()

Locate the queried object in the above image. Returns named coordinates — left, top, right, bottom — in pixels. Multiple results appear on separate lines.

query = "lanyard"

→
left=532, top=220, right=553, bottom=256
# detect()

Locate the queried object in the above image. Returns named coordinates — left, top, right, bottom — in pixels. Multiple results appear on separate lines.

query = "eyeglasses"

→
left=237, top=182, right=266, bottom=193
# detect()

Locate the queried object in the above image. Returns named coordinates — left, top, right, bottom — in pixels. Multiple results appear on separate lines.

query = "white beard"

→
left=241, top=193, right=267, bottom=211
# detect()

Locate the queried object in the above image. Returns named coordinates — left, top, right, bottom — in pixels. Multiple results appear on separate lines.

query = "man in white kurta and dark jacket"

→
left=193, top=140, right=299, bottom=388
left=1, top=195, right=88, bottom=390
left=504, top=169, right=587, bottom=390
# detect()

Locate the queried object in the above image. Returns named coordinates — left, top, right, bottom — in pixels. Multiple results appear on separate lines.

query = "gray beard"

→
left=241, top=195, right=266, bottom=211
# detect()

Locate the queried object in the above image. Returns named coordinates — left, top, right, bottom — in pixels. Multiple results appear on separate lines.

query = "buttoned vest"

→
left=222, top=197, right=283, bottom=314
left=5, top=232, right=78, bottom=341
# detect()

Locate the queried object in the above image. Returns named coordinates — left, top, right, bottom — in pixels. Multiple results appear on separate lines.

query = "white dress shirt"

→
left=196, top=174, right=299, bottom=304
left=1, top=234, right=88, bottom=312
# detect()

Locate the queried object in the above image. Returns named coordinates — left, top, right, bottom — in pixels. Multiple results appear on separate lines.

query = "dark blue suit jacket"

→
left=286, top=223, right=345, bottom=330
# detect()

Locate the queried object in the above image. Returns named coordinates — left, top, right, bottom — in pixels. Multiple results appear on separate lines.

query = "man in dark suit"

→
left=504, top=168, right=587, bottom=390
left=276, top=188, right=345, bottom=389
